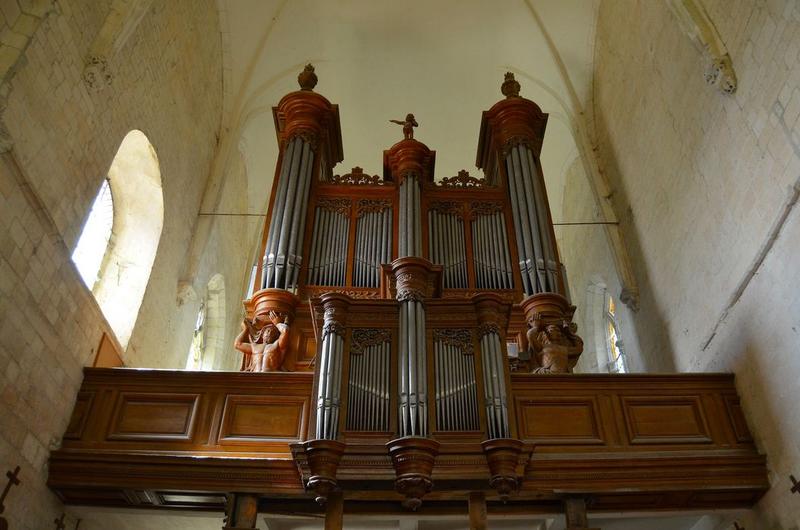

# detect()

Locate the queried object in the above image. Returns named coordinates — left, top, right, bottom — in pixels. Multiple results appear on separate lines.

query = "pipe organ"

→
left=246, top=65, right=586, bottom=511
left=49, top=66, right=768, bottom=529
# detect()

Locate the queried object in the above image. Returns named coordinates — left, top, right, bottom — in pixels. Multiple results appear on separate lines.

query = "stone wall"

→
left=556, top=157, right=644, bottom=375
left=593, top=0, right=800, bottom=526
left=0, top=0, right=228, bottom=528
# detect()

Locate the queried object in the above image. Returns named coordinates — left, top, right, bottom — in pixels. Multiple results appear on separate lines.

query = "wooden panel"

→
left=108, top=393, right=200, bottom=441
left=622, top=396, right=711, bottom=444
left=724, top=395, right=754, bottom=443
left=64, top=391, right=94, bottom=440
left=515, top=397, right=604, bottom=444
left=93, top=332, right=124, bottom=368
left=218, top=395, right=307, bottom=443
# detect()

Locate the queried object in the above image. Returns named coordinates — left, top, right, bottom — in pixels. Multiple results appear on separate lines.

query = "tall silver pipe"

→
left=458, top=218, right=468, bottom=288
left=370, top=211, right=379, bottom=286
left=263, top=139, right=296, bottom=285
left=290, top=149, right=315, bottom=289
left=273, top=141, right=306, bottom=287
left=508, top=149, right=536, bottom=292
left=307, top=208, right=322, bottom=285
left=416, top=300, right=427, bottom=434
left=504, top=155, right=530, bottom=294
left=399, top=301, right=409, bottom=436
left=406, top=301, right=417, bottom=435
left=517, top=145, right=547, bottom=289
left=382, top=208, right=391, bottom=266
left=399, top=181, right=408, bottom=257
left=284, top=143, right=313, bottom=288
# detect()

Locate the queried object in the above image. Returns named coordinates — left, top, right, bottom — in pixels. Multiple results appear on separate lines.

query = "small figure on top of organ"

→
left=234, top=310, right=290, bottom=372
left=389, top=113, right=418, bottom=140
left=527, top=319, right=583, bottom=374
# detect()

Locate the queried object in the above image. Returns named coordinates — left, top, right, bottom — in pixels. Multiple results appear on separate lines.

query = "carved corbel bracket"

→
left=82, top=55, right=113, bottom=92
left=472, top=292, right=511, bottom=337
left=296, top=439, right=346, bottom=506
left=667, top=0, right=737, bottom=94
left=386, top=436, right=440, bottom=511
left=245, top=288, right=300, bottom=324
left=381, top=257, right=443, bottom=302
left=481, top=438, right=530, bottom=502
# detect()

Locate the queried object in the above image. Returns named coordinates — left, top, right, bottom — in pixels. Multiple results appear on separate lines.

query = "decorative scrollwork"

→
left=357, top=198, right=392, bottom=217
left=438, top=170, right=488, bottom=188
left=469, top=201, right=503, bottom=217
left=287, top=129, right=320, bottom=151
left=351, top=329, right=391, bottom=355
left=332, top=166, right=384, bottom=186
left=322, top=321, right=346, bottom=338
left=316, top=198, right=351, bottom=216
left=477, top=322, right=500, bottom=338
left=433, top=329, right=474, bottom=355
left=428, top=200, right=463, bottom=217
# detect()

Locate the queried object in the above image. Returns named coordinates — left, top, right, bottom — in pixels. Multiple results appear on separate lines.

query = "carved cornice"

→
left=318, top=293, right=352, bottom=332
left=383, top=139, right=436, bottom=184
left=316, top=197, right=351, bottom=216
left=356, top=198, right=392, bottom=218
left=438, top=170, right=489, bottom=188
left=433, top=329, right=474, bottom=355
left=273, top=66, right=343, bottom=165
left=332, top=167, right=385, bottom=186
left=472, top=292, right=511, bottom=333
left=384, top=258, right=443, bottom=302
left=477, top=74, right=548, bottom=169
left=350, top=329, right=391, bottom=355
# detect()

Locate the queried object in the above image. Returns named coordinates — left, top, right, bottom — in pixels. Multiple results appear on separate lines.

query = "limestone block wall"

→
left=0, top=0, right=235, bottom=527
left=593, top=0, right=800, bottom=526
left=556, top=157, right=644, bottom=374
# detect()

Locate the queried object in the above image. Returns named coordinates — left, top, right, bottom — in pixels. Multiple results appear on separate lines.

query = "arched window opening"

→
left=72, top=179, right=113, bottom=289
left=186, top=300, right=206, bottom=370
left=186, top=274, right=226, bottom=370
left=90, top=130, right=164, bottom=349
left=604, top=294, right=627, bottom=373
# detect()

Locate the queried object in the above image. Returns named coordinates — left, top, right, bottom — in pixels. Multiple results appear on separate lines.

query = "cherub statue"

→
left=389, top=113, right=418, bottom=140
left=527, top=318, right=583, bottom=374
left=234, top=311, right=290, bottom=372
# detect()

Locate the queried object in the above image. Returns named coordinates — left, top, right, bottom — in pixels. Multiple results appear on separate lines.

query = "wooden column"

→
left=223, top=493, right=259, bottom=529
left=564, top=497, right=600, bottom=530
left=324, top=491, right=344, bottom=530
left=468, top=492, right=487, bottom=530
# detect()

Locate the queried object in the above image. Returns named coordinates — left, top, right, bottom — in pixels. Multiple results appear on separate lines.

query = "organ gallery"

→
left=47, top=66, right=768, bottom=529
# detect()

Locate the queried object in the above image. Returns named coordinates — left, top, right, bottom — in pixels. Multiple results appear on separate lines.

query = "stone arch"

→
left=92, top=130, right=164, bottom=349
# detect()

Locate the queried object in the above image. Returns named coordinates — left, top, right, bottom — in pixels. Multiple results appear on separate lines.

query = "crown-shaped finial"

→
left=298, top=64, right=318, bottom=91
left=501, top=72, right=520, bottom=98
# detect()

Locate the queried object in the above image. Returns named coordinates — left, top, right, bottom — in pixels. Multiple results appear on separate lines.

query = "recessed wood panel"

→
left=64, top=391, right=94, bottom=440
left=724, top=396, right=754, bottom=443
left=622, top=396, right=711, bottom=444
left=156, top=492, right=227, bottom=508
left=219, top=395, right=307, bottom=442
left=108, top=393, right=199, bottom=441
left=516, top=398, right=604, bottom=444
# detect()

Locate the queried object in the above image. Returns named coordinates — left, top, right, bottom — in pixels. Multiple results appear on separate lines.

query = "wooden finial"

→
left=298, top=64, right=318, bottom=91
left=501, top=72, right=520, bottom=98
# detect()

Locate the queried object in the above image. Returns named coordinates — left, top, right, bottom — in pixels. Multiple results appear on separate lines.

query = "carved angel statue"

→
left=527, top=318, right=583, bottom=374
left=389, top=113, right=418, bottom=140
left=234, top=310, right=290, bottom=372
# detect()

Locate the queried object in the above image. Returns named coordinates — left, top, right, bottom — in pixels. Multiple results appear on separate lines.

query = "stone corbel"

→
left=667, top=0, right=737, bottom=94
left=82, top=0, right=155, bottom=92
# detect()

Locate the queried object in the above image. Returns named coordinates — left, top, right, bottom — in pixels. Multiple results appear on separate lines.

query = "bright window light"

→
left=72, top=179, right=113, bottom=289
